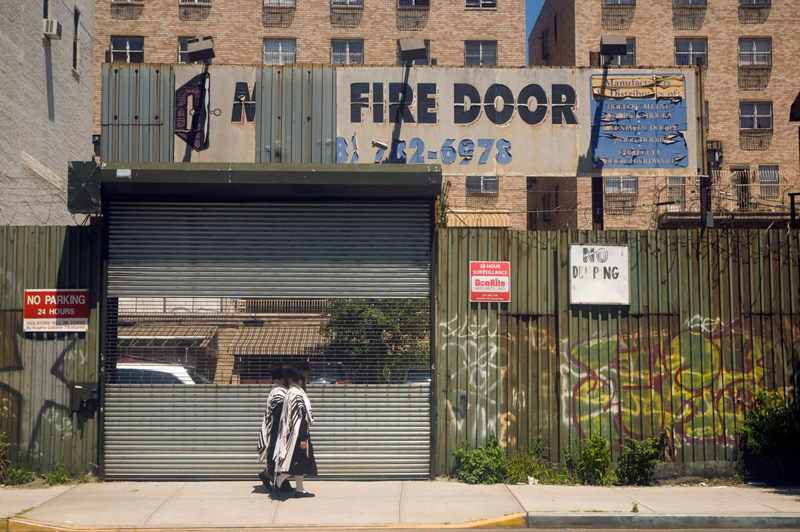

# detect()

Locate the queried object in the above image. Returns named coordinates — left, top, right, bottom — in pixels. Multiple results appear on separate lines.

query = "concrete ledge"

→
left=526, top=513, right=800, bottom=529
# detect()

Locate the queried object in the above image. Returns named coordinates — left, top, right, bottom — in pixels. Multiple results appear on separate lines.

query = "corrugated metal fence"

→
left=435, top=228, right=800, bottom=475
left=0, top=224, right=102, bottom=473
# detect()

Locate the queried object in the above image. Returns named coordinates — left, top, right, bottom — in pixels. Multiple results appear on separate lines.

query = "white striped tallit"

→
left=257, top=384, right=287, bottom=462
left=273, top=384, right=314, bottom=476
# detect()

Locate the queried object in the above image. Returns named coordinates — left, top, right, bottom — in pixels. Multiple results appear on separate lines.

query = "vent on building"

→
left=43, top=18, right=62, bottom=39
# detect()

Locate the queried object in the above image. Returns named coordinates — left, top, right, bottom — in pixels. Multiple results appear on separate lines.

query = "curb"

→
left=1, top=514, right=528, bottom=532
left=526, top=513, right=800, bottom=529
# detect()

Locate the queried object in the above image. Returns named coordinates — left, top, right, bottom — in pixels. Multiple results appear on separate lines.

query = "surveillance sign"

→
left=470, top=261, right=511, bottom=303
left=569, top=246, right=629, bottom=305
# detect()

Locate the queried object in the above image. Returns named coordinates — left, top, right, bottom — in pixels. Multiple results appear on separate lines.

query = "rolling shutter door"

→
left=103, top=200, right=433, bottom=479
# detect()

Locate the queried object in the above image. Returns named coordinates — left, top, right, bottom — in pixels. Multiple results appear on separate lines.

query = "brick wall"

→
left=94, top=0, right=526, bottom=133
left=444, top=175, right=528, bottom=230
left=528, top=0, right=574, bottom=66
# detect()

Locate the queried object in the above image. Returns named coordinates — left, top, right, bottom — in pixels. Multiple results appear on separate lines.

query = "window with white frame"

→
left=758, top=165, right=779, bottom=198
left=739, top=38, right=771, bottom=66
left=180, top=0, right=212, bottom=4
left=603, top=0, right=636, bottom=4
left=264, top=0, right=297, bottom=6
left=739, top=0, right=770, bottom=4
left=601, top=38, right=635, bottom=66
left=398, top=0, right=430, bottom=6
left=674, top=0, right=706, bottom=5
left=739, top=101, right=773, bottom=130
left=604, top=176, right=638, bottom=213
left=666, top=176, right=686, bottom=211
left=331, top=39, right=363, bottom=64
left=466, top=176, right=499, bottom=195
left=264, top=38, right=296, bottom=65
left=396, top=39, right=429, bottom=65
left=675, top=38, right=707, bottom=67
left=465, top=40, right=497, bottom=66
left=110, top=36, right=144, bottom=63
left=466, top=0, right=498, bottom=7
left=332, top=0, right=363, bottom=5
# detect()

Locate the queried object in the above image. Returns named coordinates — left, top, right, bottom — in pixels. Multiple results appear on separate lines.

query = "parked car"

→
left=114, top=362, right=211, bottom=385
left=404, top=368, right=432, bottom=385
left=308, top=364, right=347, bottom=384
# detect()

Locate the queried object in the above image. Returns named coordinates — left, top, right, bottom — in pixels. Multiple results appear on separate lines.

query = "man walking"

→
left=257, top=364, right=292, bottom=493
left=274, top=362, right=317, bottom=498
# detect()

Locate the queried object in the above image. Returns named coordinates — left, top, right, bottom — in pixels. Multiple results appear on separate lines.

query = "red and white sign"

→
left=470, top=261, right=510, bottom=302
left=24, top=289, right=89, bottom=332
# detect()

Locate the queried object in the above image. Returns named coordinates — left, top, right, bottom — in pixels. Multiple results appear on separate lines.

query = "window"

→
left=331, top=39, right=363, bottom=64
left=666, top=176, right=686, bottom=211
left=554, top=14, right=557, bottom=42
left=675, top=38, right=707, bottom=67
left=674, top=0, right=706, bottom=5
left=396, top=39, right=429, bottom=65
left=110, top=36, right=144, bottom=63
left=264, top=38, right=296, bottom=65
left=264, top=0, right=296, bottom=6
left=43, top=0, right=48, bottom=18
left=758, top=165, right=779, bottom=198
left=398, top=0, right=430, bottom=6
left=466, top=0, right=497, bottom=7
left=465, top=40, right=497, bottom=66
left=541, top=30, right=549, bottom=59
left=604, top=176, right=638, bottom=214
left=739, top=101, right=773, bottom=130
left=739, top=38, right=771, bottom=66
left=332, top=0, right=363, bottom=5
left=739, top=0, right=770, bottom=4
left=601, top=38, right=635, bottom=66
left=466, top=176, right=499, bottom=195
left=180, top=0, right=212, bottom=3
left=541, top=194, right=552, bottom=222
left=72, top=9, right=80, bottom=72
left=603, top=0, right=636, bottom=4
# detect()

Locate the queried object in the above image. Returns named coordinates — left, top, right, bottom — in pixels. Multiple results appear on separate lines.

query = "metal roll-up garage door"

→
left=103, top=201, right=433, bottom=480
left=106, top=202, right=432, bottom=298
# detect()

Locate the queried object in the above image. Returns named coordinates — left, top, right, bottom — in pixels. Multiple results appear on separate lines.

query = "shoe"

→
left=257, top=471, right=271, bottom=490
left=294, top=490, right=315, bottom=498
left=279, top=480, right=294, bottom=492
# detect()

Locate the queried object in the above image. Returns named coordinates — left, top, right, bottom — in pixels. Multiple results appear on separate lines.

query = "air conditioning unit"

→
left=43, top=18, right=62, bottom=40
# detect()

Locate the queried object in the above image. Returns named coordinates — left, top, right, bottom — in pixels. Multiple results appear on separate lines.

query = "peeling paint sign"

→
left=335, top=67, right=582, bottom=175
left=590, top=74, right=688, bottom=168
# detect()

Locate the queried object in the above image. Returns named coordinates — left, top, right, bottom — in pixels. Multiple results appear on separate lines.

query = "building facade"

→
left=529, top=0, right=800, bottom=230
left=0, top=0, right=95, bottom=225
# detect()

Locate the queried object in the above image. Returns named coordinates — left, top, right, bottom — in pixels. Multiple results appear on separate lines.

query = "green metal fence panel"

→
left=435, top=228, right=800, bottom=475
left=0, top=224, right=102, bottom=474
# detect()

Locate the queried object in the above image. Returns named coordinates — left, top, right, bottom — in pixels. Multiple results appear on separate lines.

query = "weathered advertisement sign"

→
left=590, top=74, right=688, bottom=168
left=569, top=245, right=629, bottom=305
left=24, top=289, right=89, bottom=332
left=173, top=66, right=257, bottom=162
left=470, top=261, right=510, bottom=302
left=336, top=67, right=586, bottom=175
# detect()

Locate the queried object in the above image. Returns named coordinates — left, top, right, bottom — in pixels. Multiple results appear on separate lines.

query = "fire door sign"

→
left=24, top=289, right=89, bottom=332
left=470, top=261, right=511, bottom=302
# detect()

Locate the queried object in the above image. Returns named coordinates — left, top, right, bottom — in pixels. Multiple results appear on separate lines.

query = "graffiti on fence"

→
left=439, top=314, right=500, bottom=440
left=565, top=317, right=795, bottom=450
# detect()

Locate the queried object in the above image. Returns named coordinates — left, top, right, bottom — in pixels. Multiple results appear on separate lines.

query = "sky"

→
left=525, top=0, right=546, bottom=62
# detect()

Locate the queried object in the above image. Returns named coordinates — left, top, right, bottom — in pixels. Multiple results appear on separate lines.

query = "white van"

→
left=115, top=362, right=210, bottom=385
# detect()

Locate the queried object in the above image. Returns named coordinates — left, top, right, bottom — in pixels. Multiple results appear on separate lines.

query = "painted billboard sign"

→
left=470, top=261, right=511, bottom=302
left=24, top=289, right=89, bottom=332
left=590, top=74, right=688, bottom=168
left=336, top=67, right=587, bottom=175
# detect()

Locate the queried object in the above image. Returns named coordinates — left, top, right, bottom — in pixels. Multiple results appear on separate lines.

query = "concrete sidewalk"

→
left=2, top=480, right=800, bottom=530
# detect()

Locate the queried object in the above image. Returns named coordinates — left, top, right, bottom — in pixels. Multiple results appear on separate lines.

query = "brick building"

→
left=529, top=0, right=800, bottom=229
left=1, top=0, right=95, bottom=225
left=93, top=0, right=527, bottom=227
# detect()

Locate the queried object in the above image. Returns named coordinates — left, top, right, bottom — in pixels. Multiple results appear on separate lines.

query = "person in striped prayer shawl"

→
left=257, top=364, right=292, bottom=493
left=273, top=362, right=317, bottom=498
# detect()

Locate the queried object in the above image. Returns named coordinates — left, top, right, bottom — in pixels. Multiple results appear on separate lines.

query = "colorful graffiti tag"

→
left=565, top=316, right=796, bottom=453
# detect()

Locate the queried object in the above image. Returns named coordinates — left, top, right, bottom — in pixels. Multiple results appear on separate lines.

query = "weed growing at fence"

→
left=44, top=464, right=72, bottom=486
left=566, top=433, right=617, bottom=486
left=739, top=389, right=800, bottom=481
left=0, top=432, right=9, bottom=481
left=452, top=433, right=508, bottom=484
left=616, top=433, right=666, bottom=485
